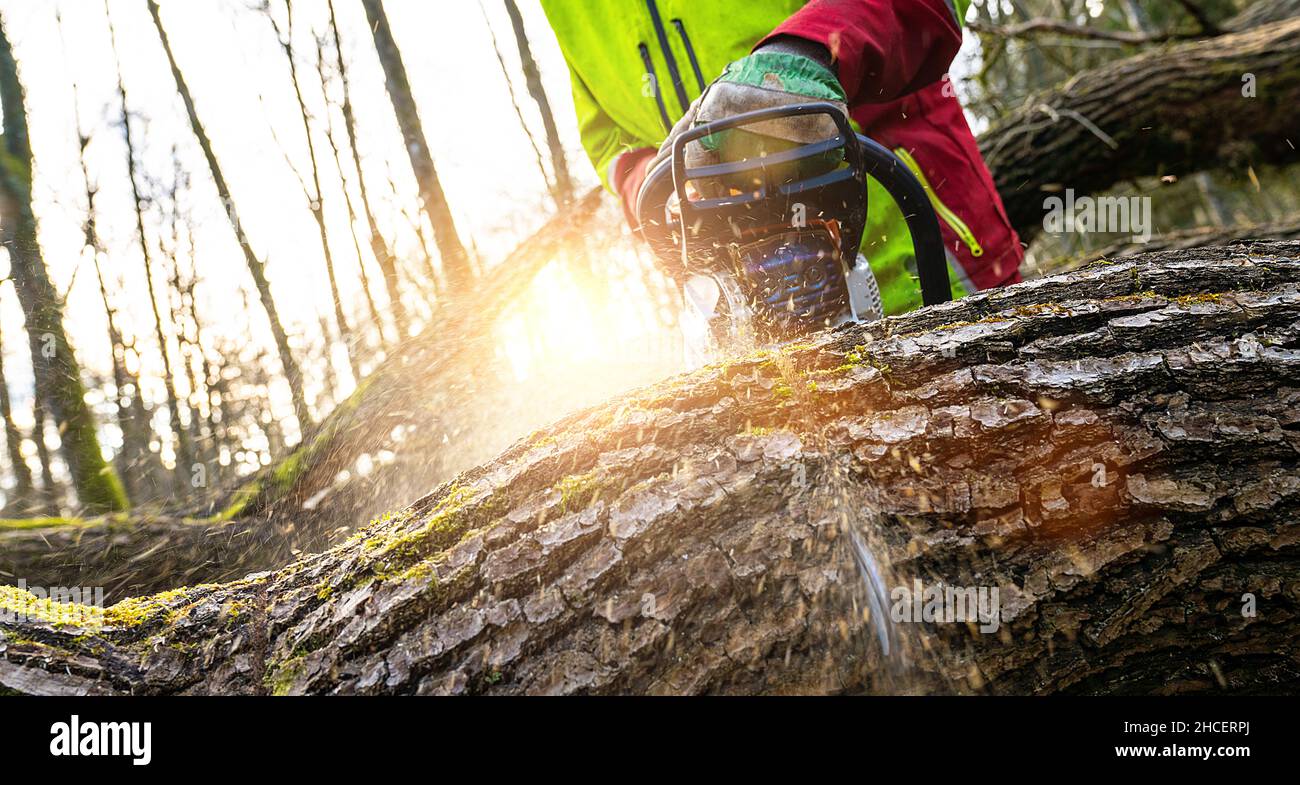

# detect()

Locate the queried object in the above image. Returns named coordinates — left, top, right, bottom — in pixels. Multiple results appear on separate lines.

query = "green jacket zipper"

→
left=894, top=147, right=985, bottom=257
left=638, top=43, right=673, bottom=132
left=672, top=19, right=707, bottom=93
left=644, top=0, right=690, bottom=114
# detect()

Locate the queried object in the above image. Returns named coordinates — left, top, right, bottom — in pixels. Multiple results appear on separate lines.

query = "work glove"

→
left=658, top=37, right=849, bottom=190
left=631, top=37, right=848, bottom=228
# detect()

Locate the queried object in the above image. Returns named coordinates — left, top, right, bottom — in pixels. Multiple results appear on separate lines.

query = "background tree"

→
left=360, top=0, right=474, bottom=290
left=146, top=0, right=313, bottom=431
left=108, top=8, right=195, bottom=488
left=0, top=321, right=33, bottom=514
left=262, top=0, right=360, bottom=384
left=327, top=0, right=406, bottom=339
left=503, top=0, right=573, bottom=207
left=0, top=13, right=127, bottom=514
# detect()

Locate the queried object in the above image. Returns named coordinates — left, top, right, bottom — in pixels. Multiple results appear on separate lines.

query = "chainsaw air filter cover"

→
left=735, top=229, right=851, bottom=334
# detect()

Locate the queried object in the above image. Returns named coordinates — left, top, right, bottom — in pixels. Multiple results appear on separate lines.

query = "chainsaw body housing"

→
left=636, top=103, right=951, bottom=342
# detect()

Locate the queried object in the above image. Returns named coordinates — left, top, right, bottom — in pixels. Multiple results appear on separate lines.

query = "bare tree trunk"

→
left=0, top=325, right=34, bottom=514
left=0, top=14, right=127, bottom=514
left=327, top=0, right=407, bottom=338
left=27, top=390, right=59, bottom=516
left=59, top=6, right=143, bottom=507
left=108, top=13, right=194, bottom=487
left=1225, top=0, right=1300, bottom=30
left=166, top=256, right=211, bottom=475
left=270, top=0, right=360, bottom=384
left=2, top=242, right=1297, bottom=695
left=359, top=0, right=474, bottom=289
left=482, top=2, right=558, bottom=205
left=90, top=259, right=151, bottom=505
left=503, top=0, right=573, bottom=205
left=1047, top=214, right=1300, bottom=275
left=145, top=0, right=312, bottom=431
left=175, top=246, right=228, bottom=487
left=315, top=35, right=389, bottom=351
left=120, top=333, right=168, bottom=502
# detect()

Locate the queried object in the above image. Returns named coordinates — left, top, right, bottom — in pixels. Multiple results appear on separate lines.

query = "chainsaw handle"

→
left=855, top=134, right=952, bottom=307
left=669, top=102, right=862, bottom=210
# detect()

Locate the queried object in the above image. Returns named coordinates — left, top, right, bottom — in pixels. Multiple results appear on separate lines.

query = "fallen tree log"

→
left=0, top=514, right=305, bottom=603
left=981, top=17, right=1300, bottom=244
left=2, top=241, right=1297, bottom=695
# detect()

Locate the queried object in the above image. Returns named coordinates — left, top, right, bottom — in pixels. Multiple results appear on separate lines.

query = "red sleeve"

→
left=759, top=0, right=962, bottom=105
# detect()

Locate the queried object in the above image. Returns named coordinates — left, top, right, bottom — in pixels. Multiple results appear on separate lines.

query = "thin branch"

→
left=967, top=18, right=1196, bottom=44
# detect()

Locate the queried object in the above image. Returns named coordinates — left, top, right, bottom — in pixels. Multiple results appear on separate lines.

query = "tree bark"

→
left=981, top=17, right=1300, bottom=244
left=146, top=0, right=312, bottom=431
left=2, top=241, right=1297, bottom=695
left=0, top=14, right=127, bottom=514
left=1072, top=215, right=1300, bottom=264
left=359, top=0, right=474, bottom=289
left=1226, top=0, right=1300, bottom=31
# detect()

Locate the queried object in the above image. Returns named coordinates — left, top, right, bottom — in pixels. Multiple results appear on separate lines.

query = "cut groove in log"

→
left=1, top=241, right=1298, bottom=695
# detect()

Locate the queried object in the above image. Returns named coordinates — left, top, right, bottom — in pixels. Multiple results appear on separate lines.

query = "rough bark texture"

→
left=981, top=17, right=1300, bottom=244
left=2, top=242, right=1297, bottom=695
left=1227, top=0, right=1300, bottom=30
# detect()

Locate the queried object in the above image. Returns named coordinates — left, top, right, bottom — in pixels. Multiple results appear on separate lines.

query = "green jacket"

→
left=540, top=1, right=1019, bottom=316
left=540, top=0, right=968, bottom=188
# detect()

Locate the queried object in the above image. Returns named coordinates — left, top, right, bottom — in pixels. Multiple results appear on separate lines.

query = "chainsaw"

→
left=635, top=102, right=952, bottom=356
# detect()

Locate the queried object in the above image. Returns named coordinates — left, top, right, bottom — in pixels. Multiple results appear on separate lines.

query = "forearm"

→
left=758, top=0, right=965, bottom=104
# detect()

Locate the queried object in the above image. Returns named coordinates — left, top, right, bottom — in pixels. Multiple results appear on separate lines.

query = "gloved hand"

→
left=660, top=37, right=849, bottom=178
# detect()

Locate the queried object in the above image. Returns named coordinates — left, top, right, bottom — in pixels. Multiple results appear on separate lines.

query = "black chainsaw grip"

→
left=855, top=135, right=952, bottom=307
